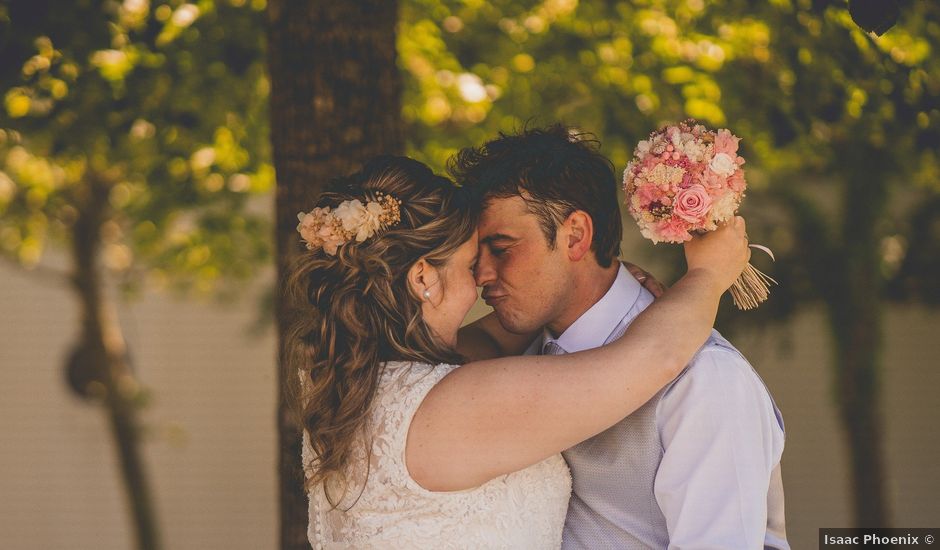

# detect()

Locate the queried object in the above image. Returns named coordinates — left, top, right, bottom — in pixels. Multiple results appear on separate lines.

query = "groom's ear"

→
left=562, top=210, right=594, bottom=262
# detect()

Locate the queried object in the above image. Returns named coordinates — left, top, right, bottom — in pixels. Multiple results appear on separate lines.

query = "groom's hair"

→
left=448, top=123, right=622, bottom=268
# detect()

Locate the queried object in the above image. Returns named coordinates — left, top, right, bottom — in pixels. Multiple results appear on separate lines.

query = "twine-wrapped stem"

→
left=729, top=262, right=777, bottom=310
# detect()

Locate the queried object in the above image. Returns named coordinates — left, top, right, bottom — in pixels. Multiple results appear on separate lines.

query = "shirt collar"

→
left=541, top=264, right=643, bottom=354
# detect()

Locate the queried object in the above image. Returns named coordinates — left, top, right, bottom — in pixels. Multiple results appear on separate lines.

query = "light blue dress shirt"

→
left=525, top=265, right=789, bottom=549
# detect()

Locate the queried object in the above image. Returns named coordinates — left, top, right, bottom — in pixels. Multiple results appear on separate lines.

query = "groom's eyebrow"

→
left=480, top=233, right=517, bottom=245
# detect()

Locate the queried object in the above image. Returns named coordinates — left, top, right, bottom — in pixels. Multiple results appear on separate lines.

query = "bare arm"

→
left=408, top=218, right=750, bottom=491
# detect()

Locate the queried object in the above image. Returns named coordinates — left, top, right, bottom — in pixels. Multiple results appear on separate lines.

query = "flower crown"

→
left=296, top=192, right=403, bottom=255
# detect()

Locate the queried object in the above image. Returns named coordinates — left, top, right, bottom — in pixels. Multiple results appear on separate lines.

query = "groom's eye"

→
left=491, top=247, right=507, bottom=257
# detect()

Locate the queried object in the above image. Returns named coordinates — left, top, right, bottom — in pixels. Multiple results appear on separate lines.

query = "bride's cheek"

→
left=464, top=276, right=478, bottom=304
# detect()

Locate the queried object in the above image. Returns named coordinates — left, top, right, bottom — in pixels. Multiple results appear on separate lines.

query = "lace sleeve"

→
left=370, top=362, right=461, bottom=493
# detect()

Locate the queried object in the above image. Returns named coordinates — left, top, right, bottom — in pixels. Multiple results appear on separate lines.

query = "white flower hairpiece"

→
left=296, top=192, right=403, bottom=255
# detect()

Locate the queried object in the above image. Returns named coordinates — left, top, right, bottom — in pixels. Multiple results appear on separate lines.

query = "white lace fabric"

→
left=301, top=361, right=572, bottom=549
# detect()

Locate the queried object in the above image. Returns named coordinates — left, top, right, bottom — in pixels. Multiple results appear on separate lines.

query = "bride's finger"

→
left=622, top=261, right=648, bottom=282
left=643, top=277, right=667, bottom=298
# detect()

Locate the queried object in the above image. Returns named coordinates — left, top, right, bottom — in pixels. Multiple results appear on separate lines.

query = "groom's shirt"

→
left=524, top=265, right=789, bottom=549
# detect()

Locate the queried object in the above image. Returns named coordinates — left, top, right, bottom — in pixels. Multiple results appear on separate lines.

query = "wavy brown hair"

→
left=283, top=156, right=479, bottom=505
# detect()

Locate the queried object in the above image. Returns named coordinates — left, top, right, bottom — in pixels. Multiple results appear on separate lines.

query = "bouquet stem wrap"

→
left=730, top=245, right=777, bottom=310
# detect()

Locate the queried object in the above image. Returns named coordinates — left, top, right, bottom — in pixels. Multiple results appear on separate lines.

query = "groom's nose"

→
left=474, top=249, right=497, bottom=288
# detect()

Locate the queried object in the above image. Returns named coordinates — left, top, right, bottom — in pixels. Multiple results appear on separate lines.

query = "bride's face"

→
left=419, top=237, right=480, bottom=347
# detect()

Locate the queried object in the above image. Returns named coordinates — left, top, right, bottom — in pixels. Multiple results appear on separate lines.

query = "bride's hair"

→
left=284, top=155, right=479, bottom=504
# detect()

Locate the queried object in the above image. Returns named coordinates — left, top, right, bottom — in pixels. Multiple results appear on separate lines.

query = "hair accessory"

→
left=296, top=193, right=402, bottom=255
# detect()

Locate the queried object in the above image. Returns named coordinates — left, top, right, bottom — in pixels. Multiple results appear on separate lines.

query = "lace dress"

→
left=301, top=361, right=572, bottom=549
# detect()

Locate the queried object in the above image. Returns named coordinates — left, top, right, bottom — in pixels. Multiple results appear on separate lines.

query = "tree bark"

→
left=826, top=144, right=891, bottom=527
left=70, top=176, right=161, bottom=550
left=266, top=2, right=403, bottom=548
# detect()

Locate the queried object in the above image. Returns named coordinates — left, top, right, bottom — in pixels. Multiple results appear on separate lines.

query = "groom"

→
left=454, top=125, right=789, bottom=549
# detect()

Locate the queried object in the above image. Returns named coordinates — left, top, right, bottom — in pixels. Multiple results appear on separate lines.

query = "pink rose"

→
left=673, top=184, right=713, bottom=224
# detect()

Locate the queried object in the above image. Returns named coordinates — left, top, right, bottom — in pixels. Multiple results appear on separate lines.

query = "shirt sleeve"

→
left=653, top=347, right=785, bottom=550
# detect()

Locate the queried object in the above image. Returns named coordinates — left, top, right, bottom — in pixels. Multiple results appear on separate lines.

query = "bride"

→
left=286, top=155, right=749, bottom=548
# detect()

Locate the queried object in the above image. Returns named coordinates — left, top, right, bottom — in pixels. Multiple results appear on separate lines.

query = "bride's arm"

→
left=407, top=217, right=749, bottom=491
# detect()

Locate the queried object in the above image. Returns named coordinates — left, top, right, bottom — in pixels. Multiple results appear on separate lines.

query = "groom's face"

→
left=475, top=195, right=571, bottom=334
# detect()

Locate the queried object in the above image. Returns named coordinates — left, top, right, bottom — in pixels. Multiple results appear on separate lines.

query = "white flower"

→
left=333, top=199, right=383, bottom=242
left=623, top=162, right=635, bottom=188
left=636, top=140, right=650, bottom=155
left=681, top=140, right=704, bottom=162
left=670, top=129, right=684, bottom=150
left=709, top=191, right=739, bottom=223
left=360, top=200, right=386, bottom=240
left=708, top=152, right=737, bottom=177
left=333, top=199, right=366, bottom=229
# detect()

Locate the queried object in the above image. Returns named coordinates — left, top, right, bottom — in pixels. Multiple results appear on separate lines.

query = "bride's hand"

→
left=621, top=261, right=666, bottom=298
left=683, top=216, right=750, bottom=293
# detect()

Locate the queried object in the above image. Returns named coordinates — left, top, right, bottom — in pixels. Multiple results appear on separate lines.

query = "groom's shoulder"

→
left=659, top=329, right=786, bottom=436
left=695, top=329, right=749, bottom=365
left=667, top=329, right=762, bottom=394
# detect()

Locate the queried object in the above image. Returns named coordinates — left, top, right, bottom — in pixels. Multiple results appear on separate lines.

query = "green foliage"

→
left=3, top=0, right=937, bottom=306
left=399, top=0, right=940, bottom=309
left=0, top=0, right=272, bottom=298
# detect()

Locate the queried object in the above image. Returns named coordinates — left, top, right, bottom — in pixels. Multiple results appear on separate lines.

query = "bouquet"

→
left=622, top=119, right=776, bottom=310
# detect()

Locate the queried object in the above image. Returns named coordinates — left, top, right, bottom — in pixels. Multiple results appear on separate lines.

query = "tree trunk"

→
left=70, top=176, right=161, bottom=550
left=826, top=145, right=891, bottom=527
left=266, top=2, right=403, bottom=548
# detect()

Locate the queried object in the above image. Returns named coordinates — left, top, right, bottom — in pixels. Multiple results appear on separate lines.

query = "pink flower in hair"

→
left=317, top=224, right=345, bottom=256
left=295, top=193, right=402, bottom=255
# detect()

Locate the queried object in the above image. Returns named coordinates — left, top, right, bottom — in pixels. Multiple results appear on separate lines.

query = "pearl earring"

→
left=423, top=289, right=431, bottom=300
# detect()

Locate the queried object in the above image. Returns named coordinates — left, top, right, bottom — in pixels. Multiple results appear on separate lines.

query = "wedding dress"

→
left=301, top=361, right=572, bottom=549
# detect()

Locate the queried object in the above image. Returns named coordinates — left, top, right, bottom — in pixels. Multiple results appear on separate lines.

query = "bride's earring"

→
left=423, top=289, right=431, bottom=300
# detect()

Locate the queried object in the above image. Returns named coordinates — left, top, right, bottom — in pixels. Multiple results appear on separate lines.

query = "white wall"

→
left=1, top=253, right=938, bottom=549
left=0, top=255, right=277, bottom=550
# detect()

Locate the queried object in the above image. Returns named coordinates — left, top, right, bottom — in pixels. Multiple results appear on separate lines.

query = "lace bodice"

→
left=301, top=361, right=572, bottom=549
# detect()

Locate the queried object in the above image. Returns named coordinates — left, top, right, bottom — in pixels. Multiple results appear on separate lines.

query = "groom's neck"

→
left=545, top=262, right=619, bottom=339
